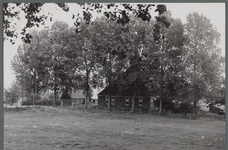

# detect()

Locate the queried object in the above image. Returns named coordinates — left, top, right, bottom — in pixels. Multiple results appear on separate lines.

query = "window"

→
left=111, top=97, right=115, bottom=105
left=125, top=97, right=129, bottom=105
left=139, top=97, right=143, bottom=106
left=106, top=96, right=109, bottom=105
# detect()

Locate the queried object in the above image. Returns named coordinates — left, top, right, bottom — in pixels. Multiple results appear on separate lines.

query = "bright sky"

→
left=3, top=3, right=225, bottom=89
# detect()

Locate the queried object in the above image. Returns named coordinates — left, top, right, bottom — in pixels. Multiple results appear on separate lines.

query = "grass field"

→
left=4, top=106, right=225, bottom=150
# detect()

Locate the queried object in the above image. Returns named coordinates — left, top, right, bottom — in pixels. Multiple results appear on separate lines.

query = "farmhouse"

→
left=97, top=68, right=159, bottom=113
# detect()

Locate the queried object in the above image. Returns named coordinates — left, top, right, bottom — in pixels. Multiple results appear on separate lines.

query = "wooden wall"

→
left=98, top=95, right=151, bottom=111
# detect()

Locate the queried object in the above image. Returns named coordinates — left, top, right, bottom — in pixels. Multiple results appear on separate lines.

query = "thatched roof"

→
left=98, top=66, right=158, bottom=97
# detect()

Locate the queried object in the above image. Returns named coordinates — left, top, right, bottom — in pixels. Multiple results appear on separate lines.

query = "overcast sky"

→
left=3, top=3, right=225, bottom=89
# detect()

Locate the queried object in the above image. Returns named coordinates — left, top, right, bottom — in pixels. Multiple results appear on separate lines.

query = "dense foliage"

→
left=4, top=81, right=21, bottom=105
left=8, top=3, right=225, bottom=114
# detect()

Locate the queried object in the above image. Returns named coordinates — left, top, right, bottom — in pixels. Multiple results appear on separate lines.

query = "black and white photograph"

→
left=3, top=3, right=225, bottom=150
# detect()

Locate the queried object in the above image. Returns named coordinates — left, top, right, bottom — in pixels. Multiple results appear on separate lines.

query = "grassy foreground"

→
left=4, top=106, right=225, bottom=150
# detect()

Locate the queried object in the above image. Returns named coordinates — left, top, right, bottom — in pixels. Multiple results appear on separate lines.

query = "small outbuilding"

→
left=71, top=90, right=86, bottom=103
left=60, top=90, right=86, bottom=107
left=71, top=90, right=87, bottom=107
left=208, top=103, right=225, bottom=115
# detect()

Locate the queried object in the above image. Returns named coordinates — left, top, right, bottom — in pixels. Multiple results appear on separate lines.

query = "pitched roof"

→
left=98, top=81, right=157, bottom=97
left=98, top=66, right=158, bottom=97
left=71, top=90, right=86, bottom=99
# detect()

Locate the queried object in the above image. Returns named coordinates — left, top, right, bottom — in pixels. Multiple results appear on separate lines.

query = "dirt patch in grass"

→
left=4, top=106, right=225, bottom=150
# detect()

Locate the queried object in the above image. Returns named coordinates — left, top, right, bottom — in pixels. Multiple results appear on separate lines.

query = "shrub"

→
left=179, top=102, right=193, bottom=115
left=154, top=98, right=175, bottom=111
left=22, top=98, right=61, bottom=106
left=4, top=88, right=20, bottom=105
left=49, top=93, right=60, bottom=101
left=60, top=91, right=71, bottom=99
left=172, top=107, right=181, bottom=113
left=36, top=99, right=61, bottom=106
left=22, top=100, right=33, bottom=105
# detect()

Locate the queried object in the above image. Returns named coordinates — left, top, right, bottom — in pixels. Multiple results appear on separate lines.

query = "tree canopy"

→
left=4, top=3, right=160, bottom=44
left=9, top=4, right=225, bottom=114
left=184, top=12, right=224, bottom=115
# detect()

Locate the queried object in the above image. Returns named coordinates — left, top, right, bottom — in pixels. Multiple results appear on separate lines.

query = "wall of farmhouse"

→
left=98, top=95, right=151, bottom=112
left=97, top=95, right=106, bottom=108
left=110, top=96, right=132, bottom=110
left=134, top=97, right=150, bottom=111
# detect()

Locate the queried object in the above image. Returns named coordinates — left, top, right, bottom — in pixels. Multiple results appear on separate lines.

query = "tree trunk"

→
left=159, top=98, right=162, bottom=115
left=85, top=87, right=88, bottom=109
left=54, top=86, right=56, bottom=106
left=53, top=69, right=57, bottom=106
left=21, top=86, right=24, bottom=104
left=33, top=85, right=35, bottom=106
left=159, top=69, right=164, bottom=116
left=85, top=69, right=90, bottom=109
left=192, top=44, right=198, bottom=118
left=193, top=100, right=197, bottom=118
left=108, top=96, right=111, bottom=111
left=33, top=74, right=36, bottom=106
left=131, top=97, right=135, bottom=113
left=158, top=27, right=165, bottom=116
left=107, top=52, right=112, bottom=111
left=107, top=81, right=111, bottom=111
left=32, top=93, right=35, bottom=106
left=85, top=93, right=88, bottom=109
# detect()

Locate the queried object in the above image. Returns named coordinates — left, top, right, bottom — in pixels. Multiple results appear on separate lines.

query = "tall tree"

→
left=46, top=21, right=82, bottom=105
left=143, top=5, right=187, bottom=115
left=11, top=30, right=50, bottom=105
left=112, top=15, right=155, bottom=113
left=184, top=12, right=224, bottom=116
left=88, top=17, right=134, bottom=110
left=147, top=5, right=171, bottom=115
left=71, top=22, right=104, bottom=108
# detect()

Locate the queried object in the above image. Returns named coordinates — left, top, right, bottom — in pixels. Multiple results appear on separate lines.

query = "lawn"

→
left=4, top=106, right=225, bottom=150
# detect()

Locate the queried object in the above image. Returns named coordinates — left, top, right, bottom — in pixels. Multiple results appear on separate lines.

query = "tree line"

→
left=5, top=4, right=225, bottom=115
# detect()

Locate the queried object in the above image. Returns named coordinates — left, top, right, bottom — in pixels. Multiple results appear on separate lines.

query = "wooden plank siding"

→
left=98, top=95, right=151, bottom=112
